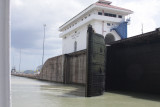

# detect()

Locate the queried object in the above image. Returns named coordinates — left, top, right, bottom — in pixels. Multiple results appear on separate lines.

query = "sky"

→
left=11, top=0, right=160, bottom=71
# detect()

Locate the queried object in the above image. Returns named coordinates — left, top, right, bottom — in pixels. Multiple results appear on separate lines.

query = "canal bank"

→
left=12, top=76, right=160, bottom=107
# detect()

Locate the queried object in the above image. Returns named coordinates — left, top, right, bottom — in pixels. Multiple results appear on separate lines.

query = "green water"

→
left=11, top=76, right=160, bottom=107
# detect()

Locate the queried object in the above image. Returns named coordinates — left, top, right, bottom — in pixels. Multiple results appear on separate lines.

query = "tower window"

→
left=105, top=12, right=117, bottom=18
left=98, top=12, right=102, bottom=15
left=109, top=13, right=116, bottom=17
left=74, top=41, right=77, bottom=52
left=112, top=14, right=116, bottom=17
left=104, top=13, right=109, bottom=16
left=118, top=15, right=122, bottom=18
left=107, top=23, right=111, bottom=26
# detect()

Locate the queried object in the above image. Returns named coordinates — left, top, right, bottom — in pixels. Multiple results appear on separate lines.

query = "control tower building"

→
left=59, top=0, right=133, bottom=54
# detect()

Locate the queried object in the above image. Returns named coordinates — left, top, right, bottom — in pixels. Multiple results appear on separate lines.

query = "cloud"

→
left=11, top=0, right=86, bottom=71
left=115, top=0, right=160, bottom=37
left=11, top=0, right=85, bottom=50
left=11, top=0, right=160, bottom=71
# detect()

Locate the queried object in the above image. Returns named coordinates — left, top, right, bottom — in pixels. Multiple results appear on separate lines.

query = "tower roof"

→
left=59, top=0, right=133, bottom=32
left=95, top=1, right=132, bottom=12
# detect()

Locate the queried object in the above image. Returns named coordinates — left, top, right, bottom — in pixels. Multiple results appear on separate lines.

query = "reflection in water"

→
left=12, top=76, right=160, bottom=107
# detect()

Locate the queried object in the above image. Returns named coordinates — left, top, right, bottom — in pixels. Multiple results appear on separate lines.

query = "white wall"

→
left=61, top=9, right=127, bottom=54
left=62, top=19, right=122, bottom=54
left=92, top=20, right=121, bottom=40
left=62, top=25, right=88, bottom=54
left=0, top=0, right=11, bottom=107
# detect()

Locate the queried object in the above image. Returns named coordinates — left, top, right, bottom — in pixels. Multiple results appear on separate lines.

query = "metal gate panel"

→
left=86, top=25, right=106, bottom=97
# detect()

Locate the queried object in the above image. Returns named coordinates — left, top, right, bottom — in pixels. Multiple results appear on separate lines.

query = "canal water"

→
left=11, top=76, right=160, bottom=107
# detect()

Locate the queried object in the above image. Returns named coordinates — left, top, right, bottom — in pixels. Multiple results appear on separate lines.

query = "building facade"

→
left=59, top=0, right=133, bottom=54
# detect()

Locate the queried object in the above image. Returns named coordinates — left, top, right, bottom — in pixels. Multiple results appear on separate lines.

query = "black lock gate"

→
left=85, top=25, right=106, bottom=97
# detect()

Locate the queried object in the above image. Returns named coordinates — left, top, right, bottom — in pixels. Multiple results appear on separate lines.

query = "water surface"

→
left=11, top=76, right=160, bottom=107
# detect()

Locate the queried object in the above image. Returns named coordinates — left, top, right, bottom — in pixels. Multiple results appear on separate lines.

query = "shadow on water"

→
left=108, top=90, right=160, bottom=102
left=39, top=83, right=85, bottom=97
left=64, top=85, right=85, bottom=97
left=39, top=80, right=160, bottom=99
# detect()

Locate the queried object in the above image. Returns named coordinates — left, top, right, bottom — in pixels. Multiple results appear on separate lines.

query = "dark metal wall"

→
left=106, top=29, right=160, bottom=94
left=86, top=25, right=106, bottom=97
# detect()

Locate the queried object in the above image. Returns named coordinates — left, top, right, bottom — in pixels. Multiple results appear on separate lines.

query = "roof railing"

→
left=97, top=0, right=112, bottom=5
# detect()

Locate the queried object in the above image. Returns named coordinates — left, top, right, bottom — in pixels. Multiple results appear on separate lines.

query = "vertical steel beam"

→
left=0, top=0, right=11, bottom=107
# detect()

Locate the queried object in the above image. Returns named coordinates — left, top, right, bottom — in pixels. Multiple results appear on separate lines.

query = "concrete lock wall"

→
left=39, top=50, right=86, bottom=84
left=39, top=55, right=64, bottom=82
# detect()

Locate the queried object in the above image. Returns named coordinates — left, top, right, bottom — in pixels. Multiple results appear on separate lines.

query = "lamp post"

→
left=141, top=23, right=143, bottom=34
left=42, top=24, right=46, bottom=66
left=19, top=48, right=21, bottom=72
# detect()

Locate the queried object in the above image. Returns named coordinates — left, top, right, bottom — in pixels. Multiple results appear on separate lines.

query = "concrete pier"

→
left=0, top=0, right=11, bottom=107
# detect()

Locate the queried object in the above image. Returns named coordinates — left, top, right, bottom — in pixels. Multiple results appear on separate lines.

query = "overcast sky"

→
left=11, top=0, right=160, bottom=71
